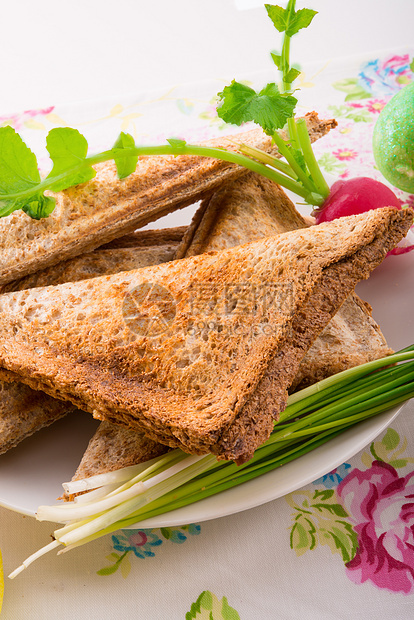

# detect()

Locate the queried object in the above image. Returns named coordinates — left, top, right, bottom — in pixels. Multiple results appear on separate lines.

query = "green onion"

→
left=9, top=347, right=414, bottom=579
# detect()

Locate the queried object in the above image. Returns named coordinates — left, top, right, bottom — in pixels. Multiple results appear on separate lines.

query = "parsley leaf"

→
left=0, top=126, right=41, bottom=194
left=46, top=127, right=96, bottom=191
left=265, top=4, right=317, bottom=37
left=216, top=80, right=297, bottom=135
left=167, top=137, right=187, bottom=148
left=22, top=196, right=56, bottom=220
left=113, top=132, right=139, bottom=179
left=0, top=126, right=55, bottom=219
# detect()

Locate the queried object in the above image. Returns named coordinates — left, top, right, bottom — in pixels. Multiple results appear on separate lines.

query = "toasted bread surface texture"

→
left=0, top=228, right=184, bottom=455
left=0, top=114, right=336, bottom=287
left=0, top=208, right=410, bottom=461
left=0, top=382, right=72, bottom=455
left=177, top=173, right=394, bottom=389
left=175, top=174, right=308, bottom=258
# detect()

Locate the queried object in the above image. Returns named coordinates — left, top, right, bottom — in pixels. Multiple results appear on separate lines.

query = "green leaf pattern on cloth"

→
left=361, top=427, right=414, bottom=470
left=97, top=524, right=201, bottom=577
left=331, top=78, right=371, bottom=101
left=286, top=488, right=357, bottom=562
left=186, top=590, right=240, bottom=620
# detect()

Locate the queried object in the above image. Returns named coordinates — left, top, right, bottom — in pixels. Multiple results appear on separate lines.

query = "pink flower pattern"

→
left=337, top=461, right=414, bottom=594
left=366, top=99, right=387, bottom=113
left=0, top=106, right=54, bottom=130
left=332, top=148, right=358, bottom=161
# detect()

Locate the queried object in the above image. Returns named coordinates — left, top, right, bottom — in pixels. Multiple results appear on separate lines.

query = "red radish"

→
left=313, top=177, right=401, bottom=223
left=313, top=177, right=413, bottom=255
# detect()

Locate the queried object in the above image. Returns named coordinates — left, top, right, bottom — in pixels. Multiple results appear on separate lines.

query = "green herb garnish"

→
left=216, top=1, right=330, bottom=205
left=0, top=2, right=331, bottom=221
left=0, top=123, right=311, bottom=220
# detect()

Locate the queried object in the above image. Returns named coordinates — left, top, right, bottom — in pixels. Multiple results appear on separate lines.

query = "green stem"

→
left=238, top=143, right=298, bottom=179
left=302, top=362, right=414, bottom=414
left=273, top=381, right=414, bottom=443
left=287, top=117, right=300, bottom=150
left=281, top=33, right=291, bottom=92
left=281, top=0, right=296, bottom=92
left=271, top=131, right=316, bottom=194
left=0, top=142, right=313, bottom=205
left=283, top=348, right=414, bottom=419
left=296, top=118, right=330, bottom=199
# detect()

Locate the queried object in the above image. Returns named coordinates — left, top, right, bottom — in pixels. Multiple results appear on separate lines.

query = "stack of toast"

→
left=0, top=113, right=412, bottom=493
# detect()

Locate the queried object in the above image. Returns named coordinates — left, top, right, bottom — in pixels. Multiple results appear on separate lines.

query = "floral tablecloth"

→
left=0, top=49, right=413, bottom=620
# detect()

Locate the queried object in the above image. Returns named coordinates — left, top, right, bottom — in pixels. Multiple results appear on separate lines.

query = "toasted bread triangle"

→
left=0, top=114, right=336, bottom=287
left=0, top=227, right=184, bottom=455
left=0, top=208, right=411, bottom=462
left=69, top=179, right=393, bottom=481
left=176, top=173, right=394, bottom=390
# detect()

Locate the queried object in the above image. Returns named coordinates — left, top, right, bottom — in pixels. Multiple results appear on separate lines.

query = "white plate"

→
left=0, top=241, right=412, bottom=524
left=0, top=89, right=413, bottom=525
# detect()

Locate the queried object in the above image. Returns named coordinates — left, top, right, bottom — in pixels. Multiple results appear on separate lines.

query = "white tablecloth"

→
left=0, top=3, right=414, bottom=618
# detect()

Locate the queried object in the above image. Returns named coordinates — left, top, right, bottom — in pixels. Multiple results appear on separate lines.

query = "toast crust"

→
left=0, top=208, right=410, bottom=462
left=216, top=240, right=398, bottom=462
left=100, top=226, right=187, bottom=250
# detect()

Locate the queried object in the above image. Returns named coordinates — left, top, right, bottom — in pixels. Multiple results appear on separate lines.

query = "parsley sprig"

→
left=0, top=2, right=330, bottom=221
left=217, top=1, right=330, bottom=205
left=0, top=123, right=315, bottom=220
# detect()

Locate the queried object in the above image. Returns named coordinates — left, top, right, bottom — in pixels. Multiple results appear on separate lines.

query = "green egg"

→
left=373, top=82, right=414, bottom=193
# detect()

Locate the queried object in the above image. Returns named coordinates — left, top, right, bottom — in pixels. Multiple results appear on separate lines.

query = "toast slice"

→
left=0, top=383, right=73, bottom=456
left=3, top=243, right=179, bottom=292
left=175, top=173, right=309, bottom=258
left=0, top=227, right=185, bottom=455
left=0, top=113, right=336, bottom=287
left=175, top=173, right=394, bottom=389
left=66, top=421, right=169, bottom=485
left=0, top=208, right=410, bottom=463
